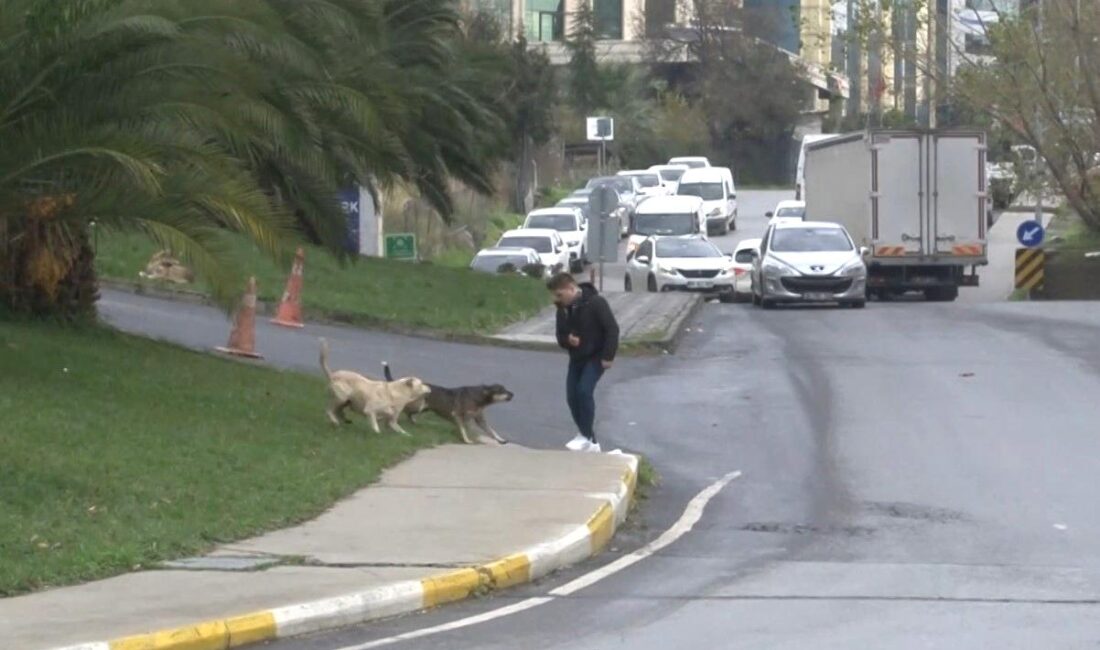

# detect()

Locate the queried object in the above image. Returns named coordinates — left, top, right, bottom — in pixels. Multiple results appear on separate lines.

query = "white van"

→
left=668, top=156, right=711, bottom=169
left=795, top=134, right=837, bottom=200
left=676, top=167, right=737, bottom=234
left=627, top=195, right=706, bottom=253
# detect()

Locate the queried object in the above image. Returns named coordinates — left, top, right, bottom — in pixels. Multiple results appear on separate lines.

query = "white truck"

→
left=803, top=129, right=988, bottom=301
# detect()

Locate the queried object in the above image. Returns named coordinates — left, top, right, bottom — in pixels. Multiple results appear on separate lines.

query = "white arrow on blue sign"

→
left=1016, top=220, right=1045, bottom=247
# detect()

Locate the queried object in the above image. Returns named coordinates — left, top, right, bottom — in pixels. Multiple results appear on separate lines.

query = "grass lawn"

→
left=0, top=321, right=457, bottom=596
left=94, top=229, right=547, bottom=335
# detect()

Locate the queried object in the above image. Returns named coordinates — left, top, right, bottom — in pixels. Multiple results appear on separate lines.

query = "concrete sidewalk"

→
left=1, top=445, right=638, bottom=650
left=494, top=293, right=700, bottom=353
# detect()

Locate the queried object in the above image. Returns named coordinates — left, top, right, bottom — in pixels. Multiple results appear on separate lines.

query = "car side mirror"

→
left=765, top=211, right=774, bottom=218
left=859, top=246, right=870, bottom=257
left=635, top=255, right=650, bottom=265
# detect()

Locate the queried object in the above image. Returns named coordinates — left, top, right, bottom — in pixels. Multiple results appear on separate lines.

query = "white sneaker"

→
left=582, top=441, right=602, bottom=453
left=565, top=434, right=588, bottom=451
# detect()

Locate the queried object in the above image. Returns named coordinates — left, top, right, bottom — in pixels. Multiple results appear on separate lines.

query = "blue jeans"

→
left=566, top=358, right=605, bottom=442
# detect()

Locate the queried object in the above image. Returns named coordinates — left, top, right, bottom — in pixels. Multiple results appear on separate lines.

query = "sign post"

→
left=587, top=185, right=620, bottom=292
left=384, top=233, right=417, bottom=261
left=1015, top=219, right=1045, bottom=299
left=586, top=116, right=614, bottom=176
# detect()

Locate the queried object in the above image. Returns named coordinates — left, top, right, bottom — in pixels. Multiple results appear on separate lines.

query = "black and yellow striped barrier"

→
left=1015, top=248, right=1045, bottom=291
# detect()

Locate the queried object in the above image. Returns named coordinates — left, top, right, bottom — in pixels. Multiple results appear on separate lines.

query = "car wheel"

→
left=718, top=291, right=735, bottom=304
left=624, top=275, right=633, bottom=292
left=761, top=298, right=777, bottom=310
left=730, top=218, right=737, bottom=231
left=845, top=300, right=866, bottom=309
left=718, top=220, right=729, bottom=236
left=647, top=275, right=658, bottom=292
left=569, top=260, right=583, bottom=274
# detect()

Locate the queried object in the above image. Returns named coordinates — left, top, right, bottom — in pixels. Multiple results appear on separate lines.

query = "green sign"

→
left=384, top=233, right=417, bottom=260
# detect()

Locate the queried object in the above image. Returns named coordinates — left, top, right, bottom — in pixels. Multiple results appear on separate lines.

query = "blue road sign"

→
left=340, top=187, right=361, bottom=253
left=1016, top=220, right=1045, bottom=247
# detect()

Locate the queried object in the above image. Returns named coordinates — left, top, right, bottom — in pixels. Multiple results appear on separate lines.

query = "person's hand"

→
left=601, top=359, right=613, bottom=370
left=567, top=334, right=581, bottom=348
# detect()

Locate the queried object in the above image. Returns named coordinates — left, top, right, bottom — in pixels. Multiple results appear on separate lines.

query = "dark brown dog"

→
left=383, top=363, right=513, bottom=444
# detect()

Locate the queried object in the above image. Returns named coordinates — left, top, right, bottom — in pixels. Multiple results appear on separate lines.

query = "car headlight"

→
left=836, top=259, right=866, bottom=277
left=656, top=263, right=679, bottom=276
left=762, top=258, right=797, bottom=277
left=708, top=207, right=722, bottom=216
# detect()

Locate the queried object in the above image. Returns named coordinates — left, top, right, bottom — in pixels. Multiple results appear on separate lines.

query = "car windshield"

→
left=775, top=206, right=805, bottom=219
left=471, top=254, right=530, bottom=272
left=499, top=236, right=552, bottom=253
left=527, top=214, right=576, bottom=231
left=678, top=182, right=724, bottom=201
left=587, top=177, right=632, bottom=194
left=634, top=213, right=696, bottom=236
left=656, top=238, right=721, bottom=258
left=629, top=174, right=661, bottom=188
left=770, top=227, right=853, bottom=252
left=657, top=169, right=685, bottom=182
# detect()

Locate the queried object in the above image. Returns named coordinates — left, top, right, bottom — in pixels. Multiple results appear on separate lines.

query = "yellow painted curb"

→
left=110, top=620, right=228, bottom=650
left=225, top=612, right=277, bottom=647
left=421, top=568, right=482, bottom=608
left=586, top=501, right=615, bottom=554
left=480, top=553, right=532, bottom=590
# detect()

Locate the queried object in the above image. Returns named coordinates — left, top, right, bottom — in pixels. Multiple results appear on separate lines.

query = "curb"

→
left=52, top=456, right=639, bottom=650
left=656, top=294, right=703, bottom=354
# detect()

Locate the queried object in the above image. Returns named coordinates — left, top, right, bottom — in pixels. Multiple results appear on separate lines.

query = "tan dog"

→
left=319, top=339, right=431, bottom=435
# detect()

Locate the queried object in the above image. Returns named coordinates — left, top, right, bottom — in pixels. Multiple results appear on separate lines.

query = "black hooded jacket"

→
left=555, top=282, right=619, bottom=362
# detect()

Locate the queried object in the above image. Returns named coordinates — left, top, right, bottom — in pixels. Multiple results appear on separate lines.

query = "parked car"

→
left=625, top=235, right=736, bottom=302
left=627, top=195, right=706, bottom=253
left=751, top=220, right=867, bottom=309
left=676, top=167, right=737, bottom=234
left=556, top=196, right=592, bottom=222
left=496, top=228, right=570, bottom=274
left=523, top=207, right=587, bottom=272
left=648, top=164, right=689, bottom=191
left=617, top=170, right=667, bottom=198
left=470, top=247, right=543, bottom=276
left=766, top=200, right=806, bottom=225
left=668, top=156, right=711, bottom=169
left=731, top=237, right=761, bottom=301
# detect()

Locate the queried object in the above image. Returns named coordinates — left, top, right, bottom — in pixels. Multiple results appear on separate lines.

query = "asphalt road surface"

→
left=99, top=189, right=1100, bottom=649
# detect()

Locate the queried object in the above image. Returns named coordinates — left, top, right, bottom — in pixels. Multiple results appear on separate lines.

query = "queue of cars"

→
left=470, top=153, right=869, bottom=311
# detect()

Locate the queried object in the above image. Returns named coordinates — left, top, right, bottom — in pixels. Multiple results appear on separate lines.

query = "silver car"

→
left=751, top=220, right=867, bottom=309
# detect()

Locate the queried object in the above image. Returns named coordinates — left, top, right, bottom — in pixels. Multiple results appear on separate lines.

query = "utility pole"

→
left=846, top=0, right=862, bottom=119
left=925, top=0, right=937, bottom=128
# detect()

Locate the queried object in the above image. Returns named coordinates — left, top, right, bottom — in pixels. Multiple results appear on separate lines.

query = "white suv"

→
left=522, top=207, right=587, bottom=272
left=496, top=228, right=570, bottom=275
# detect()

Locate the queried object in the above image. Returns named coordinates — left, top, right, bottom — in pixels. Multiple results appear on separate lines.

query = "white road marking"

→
left=338, top=470, right=742, bottom=650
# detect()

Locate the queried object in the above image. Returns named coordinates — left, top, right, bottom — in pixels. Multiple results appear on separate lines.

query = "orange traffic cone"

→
left=271, top=247, right=305, bottom=328
left=217, top=276, right=263, bottom=359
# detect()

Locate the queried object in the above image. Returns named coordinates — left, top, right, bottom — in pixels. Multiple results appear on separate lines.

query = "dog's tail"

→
left=319, top=338, right=333, bottom=379
left=382, top=361, right=394, bottom=382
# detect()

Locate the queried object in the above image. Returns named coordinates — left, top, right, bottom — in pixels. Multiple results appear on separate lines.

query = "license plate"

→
left=804, top=292, right=832, bottom=301
left=687, top=280, right=714, bottom=289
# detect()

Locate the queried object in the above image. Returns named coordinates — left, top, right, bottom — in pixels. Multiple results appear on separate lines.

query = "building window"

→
left=526, top=0, right=564, bottom=42
left=594, top=0, right=623, bottom=40
left=471, top=0, right=512, bottom=28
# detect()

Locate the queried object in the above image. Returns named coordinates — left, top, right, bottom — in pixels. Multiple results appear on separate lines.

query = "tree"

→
left=647, top=0, right=806, bottom=183
left=0, top=0, right=508, bottom=319
left=567, top=0, right=605, bottom=114
left=951, top=1, right=1100, bottom=228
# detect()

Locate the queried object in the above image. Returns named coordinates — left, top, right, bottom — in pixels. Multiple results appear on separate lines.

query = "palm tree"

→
left=0, top=0, right=505, bottom=319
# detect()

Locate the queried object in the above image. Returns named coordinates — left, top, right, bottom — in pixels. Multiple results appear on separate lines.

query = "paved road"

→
left=98, top=189, right=1100, bottom=648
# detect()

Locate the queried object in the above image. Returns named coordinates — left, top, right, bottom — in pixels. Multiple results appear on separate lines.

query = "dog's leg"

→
left=335, top=400, right=353, bottom=424
left=387, top=409, right=412, bottom=437
left=366, top=410, right=382, bottom=434
left=473, top=412, right=507, bottom=444
left=326, top=398, right=345, bottom=426
left=451, top=415, right=473, bottom=444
